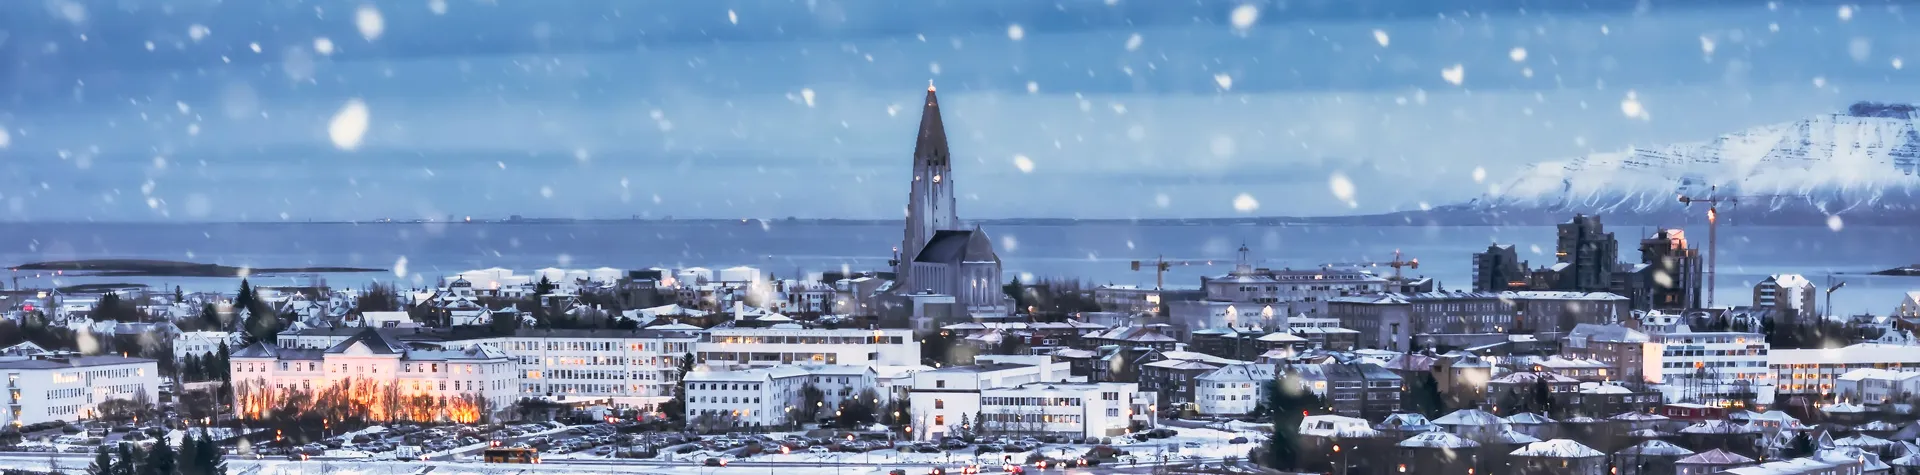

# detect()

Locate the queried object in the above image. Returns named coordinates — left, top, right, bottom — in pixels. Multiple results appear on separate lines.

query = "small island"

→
left=11, top=259, right=385, bottom=277
left=1870, top=265, right=1920, bottom=277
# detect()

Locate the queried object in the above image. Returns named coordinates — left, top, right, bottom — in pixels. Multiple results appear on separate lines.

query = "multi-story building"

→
left=1772, top=343, right=1920, bottom=397
left=1195, top=363, right=1273, bottom=416
left=1563, top=324, right=1660, bottom=384
left=1472, top=244, right=1531, bottom=292
left=907, top=355, right=1074, bottom=440
left=1656, top=330, right=1772, bottom=406
left=494, top=329, right=698, bottom=408
left=1554, top=214, right=1618, bottom=292
left=1, top=355, right=161, bottom=426
left=1832, top=368, right=1920, bottom=405
left=696, top=328, right=920, bottom=368
left=979, top=381, right=1145, bottom=439
left=1407, top=291, right=1517, bottom=335
left=683, top=366, right=809, bottom=428
left=1321, top=362, right=1400, bottom=420
left=1508, top=291, right=1630, bottom=334
left=1327, top=294, right=1412, bottom=351
left=1638, top=229, right=1703, bottom=311
left=1139, top=350, right=1249, bottom=409
left=229, top=329, right=517, bottom=422
left=1754, top=274, right=1819, bottom=325
left=1168, top=246, right=1387, bottom=331
left=1092, top=286, right=1203, bottom=316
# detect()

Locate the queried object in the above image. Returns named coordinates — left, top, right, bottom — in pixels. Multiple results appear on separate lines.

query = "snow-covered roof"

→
left=1376, top=413, right=1432, bottom=430
left=1822, top=401, right=1868, bottom=413
left=1509, top=439, right=1603, bottom=458
left=1680, top=420, right=1760, bottom=434
left=1609, top=412, right=1668, bottom=422
left=1432, top=409, right=1505, bottom=427
left=1504, top=412, right=1556, bottom=425
left=1676, top=449, right=1755, bottom=465
left=1834, top=434, right=1894, bottom=448
left=1616, top=440, right=1694, bottom=457
left=1488, top=429, right=1542, bottom=445
left=1299, top=415, right=1373, bottom=438
left=1772, top=343, right=1920, bottom=366
left=1397, top=431, right=1479, bottom=449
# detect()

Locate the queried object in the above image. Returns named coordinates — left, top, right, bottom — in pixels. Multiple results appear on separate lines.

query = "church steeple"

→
left=897, top=83, right=962, bottom=278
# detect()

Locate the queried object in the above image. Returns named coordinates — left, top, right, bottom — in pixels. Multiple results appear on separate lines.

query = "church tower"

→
left=896, top=82, right=961, bottom=278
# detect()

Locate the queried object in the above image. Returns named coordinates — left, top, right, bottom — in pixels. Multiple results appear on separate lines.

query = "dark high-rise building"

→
left=1554, top=214, right=1618, bottom=292
left=1471, top=244, right=1529, bottom=292
left=1640, top=229, right=1703, bottom=311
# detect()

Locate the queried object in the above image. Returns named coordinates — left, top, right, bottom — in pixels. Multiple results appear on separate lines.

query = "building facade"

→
left=1, top=355, right=161, bottom=426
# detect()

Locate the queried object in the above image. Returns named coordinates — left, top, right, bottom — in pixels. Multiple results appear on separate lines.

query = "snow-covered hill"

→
left=1478, top=102, right=1920, bottom=218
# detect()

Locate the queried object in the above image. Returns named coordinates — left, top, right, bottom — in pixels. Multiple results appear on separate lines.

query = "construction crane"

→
left=1130, top=256, right=1228, bottom=291
left=1678, top=186, right=1783, bottom=308
left=1129, top=245, right=1265, bottom=290
left=1326, top=250, right=1420, bottom=280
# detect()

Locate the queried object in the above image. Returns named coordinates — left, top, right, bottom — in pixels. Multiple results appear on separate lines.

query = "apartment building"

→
left=1327, top=294, right=1412, bottom=351
left=172, top=331, right=236, bottom=361
left=1, top=355, right=161, bottom=426
left=697, top=328, right=920, bottom=367
left=1656, top=331, right=1772, bottom=407
left=1563, top=324, right=1660, bottom=384
left=1321, top=362, right=1401, bottom=421
left=1773, top=343, right=1920, bottom=397
left=1195, top=363, right=1273, bottom=416
left=1833, top=368, right=1920, bottom=404
left=683, top=366, right=810, bottom=428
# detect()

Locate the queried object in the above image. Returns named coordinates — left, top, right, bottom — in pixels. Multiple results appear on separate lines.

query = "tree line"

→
left=84, top=431, right=226, bottom=475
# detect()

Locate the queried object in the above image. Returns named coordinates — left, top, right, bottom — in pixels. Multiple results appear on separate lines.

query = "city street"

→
left=0, top=453, right=1231, bottom=475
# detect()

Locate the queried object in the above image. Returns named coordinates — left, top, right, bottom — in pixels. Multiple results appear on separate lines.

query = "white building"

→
left=1833, top=368, right=1920, bottom=404
left=1195, top=363, right=1274, bottom=416
left=1655, top=330, right=1774, bottom=406
left=1, top=355, right=162, bottom=426
left=1754, top=274, right=1818, bottom=323
left=357, top=311, right=414, bottom=328
left=229, top=329, right=520, bottom=423
left=684, top=366, right=809, bottom=428
left=697, top=328, right=919, bottom=368
left=1168, top=248, right=1389, bottom=332
left=173, top=331, right=237, bottom=361
left=1772, top=344, right=1920, bottom=397
left=273, top=327, right=701, bottom=410
left=979, top=381, right=1144, bottom=440
left=908, top=355, right=1085, bottom=441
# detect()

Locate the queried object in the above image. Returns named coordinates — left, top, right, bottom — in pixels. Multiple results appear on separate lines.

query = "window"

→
left=936, top=380, right=946, bottom=388
left=935, top=415, right=945, bottom=426
left=935, top=399, right=944, bottom=409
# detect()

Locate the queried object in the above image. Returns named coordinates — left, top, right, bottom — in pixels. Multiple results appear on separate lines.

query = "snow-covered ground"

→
left=542, top=425, right=1264, bottom=468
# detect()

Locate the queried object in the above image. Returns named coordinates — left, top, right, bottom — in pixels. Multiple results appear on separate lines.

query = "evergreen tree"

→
left=85, top=446, right=111, bottom=475
left=174, top=286, right=185, bottom=303
left=1531, top=378, right=1554, bottom=416
left=201, top=432, right=226, bottom=475
left=214, top=343, right=230, bottom=381
left=141, top=438, right=174, bottom=475
left=200, top=303, right=222, bottom=331
left=177, top=431, right=200, bottom=475
left=659, top=353, right=695, bottom=423
left=233, top=280, right=254, bottom=315
left=1403, top=372, right=1448, bottom=418
left=1263, top=369, right=1323, bottom=471
left=111, top=444, right=137, bottom=475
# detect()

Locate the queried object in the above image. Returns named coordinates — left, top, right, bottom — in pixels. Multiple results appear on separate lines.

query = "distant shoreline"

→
left=11, top=259, right=385, bottom=277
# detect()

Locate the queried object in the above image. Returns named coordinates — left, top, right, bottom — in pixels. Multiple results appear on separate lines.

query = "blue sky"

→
left=0, top=0, right=1915, bottom=221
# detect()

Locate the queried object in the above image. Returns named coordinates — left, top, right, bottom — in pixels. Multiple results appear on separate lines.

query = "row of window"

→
left=689, top=396, right=762, bottom=404
left=982, top=397, right=1083, bottom=407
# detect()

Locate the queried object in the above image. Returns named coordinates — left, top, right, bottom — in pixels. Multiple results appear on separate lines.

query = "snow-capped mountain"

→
left=1474, top=102, right=1920, bottom=223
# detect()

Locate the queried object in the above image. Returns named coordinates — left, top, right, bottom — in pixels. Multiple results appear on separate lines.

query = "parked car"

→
left=703, top=458, right=728, bottom=467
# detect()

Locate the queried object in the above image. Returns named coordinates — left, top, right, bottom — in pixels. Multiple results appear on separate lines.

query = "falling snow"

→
left=328, top=99, right=371, bottom=150
left=1329, top=173, right=1356, bottom=206
left=1232, top=193, right=1259, bottom=212
left=1213, top=73, right=1233, bottom=91
left=428, top=0, right=448, bottom=15
left=1849, top=38, right=1872, bottom=62
left=1229, top=4, right=1259, bottom=31
left=1440, top=64, right=1465, bottom=85
left=188, top=24, right=211, bottom=42
left=0, top=128, right=10, bottom=149
left=1007, top=24, right=1025, bottom=40
left=1372, top=29, right=1390, bottom=47
left=1026, top=81, right=1039, bottom=94
left=1699, top=36, right=1716, bottom=55
left=728, top=9, right=738, bottom=25
left=1896, top=57, right=1907, bottom=69
left=800, top=88, right=817, bottom=107
left=1013, top=155, right=1034, bottom=173
left=1828, top=215, right=1845, bottom=231
left=394, top=256, right=410, bottom=278
left=356, top=5, right=386, bottom=40
left=314, top=37, right=335, bottom=55
left=1125, top=33, right=1143, bottom=51
left=1472, top=167, right=1486, bottom=183
left=1838, top=5, right=1855, bottom=21
left=1620, top=90, right=1649, bottom=120
left=1508, top=47, right=1527, bottom=62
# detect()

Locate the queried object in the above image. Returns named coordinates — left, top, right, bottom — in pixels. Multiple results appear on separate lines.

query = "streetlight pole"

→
left=1825, top=276, right=1847, bottom=320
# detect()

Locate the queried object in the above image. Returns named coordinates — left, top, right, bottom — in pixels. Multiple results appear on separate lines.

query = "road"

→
left=0, top=453, right=1233, bottom=475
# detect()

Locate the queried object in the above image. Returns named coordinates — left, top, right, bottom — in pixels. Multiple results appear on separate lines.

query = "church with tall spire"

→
left=888, top=82, right=1008, bottom=317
